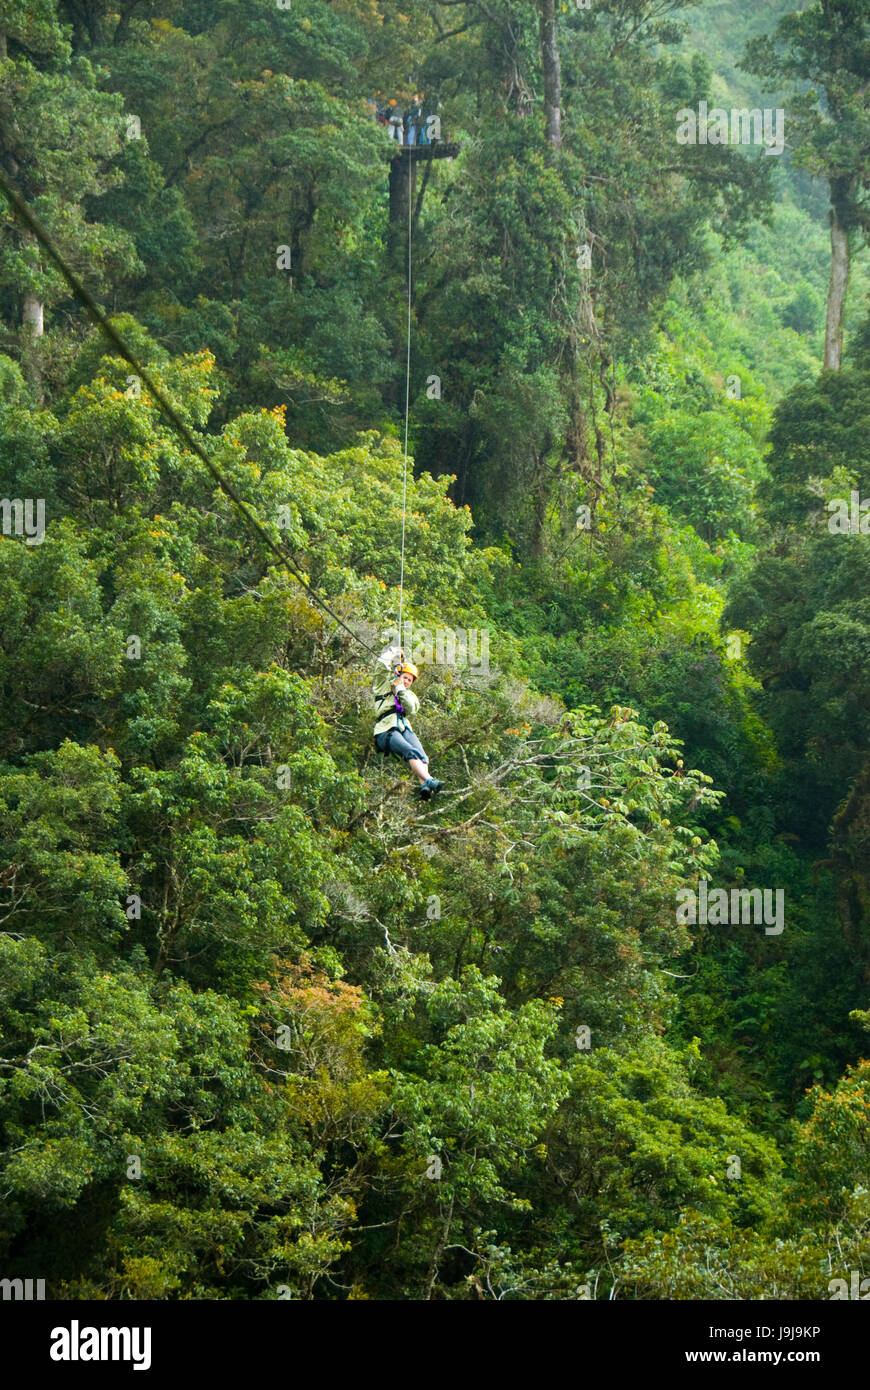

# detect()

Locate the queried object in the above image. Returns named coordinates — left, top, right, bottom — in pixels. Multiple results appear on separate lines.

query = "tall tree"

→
left=744, top=0, right=870, bottom=369
left=538, top=0, right=561, bottom=150
left=411, top=0, right=771, bottom=552
left=0, top=1, right=137, bottom=380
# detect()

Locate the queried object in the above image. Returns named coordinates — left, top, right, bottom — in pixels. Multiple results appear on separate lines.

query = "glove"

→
left=380, top=642, right=403, bottom=666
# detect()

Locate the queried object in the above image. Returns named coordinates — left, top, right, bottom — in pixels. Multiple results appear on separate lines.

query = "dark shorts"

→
left=375, top=727, right=428, bottom=764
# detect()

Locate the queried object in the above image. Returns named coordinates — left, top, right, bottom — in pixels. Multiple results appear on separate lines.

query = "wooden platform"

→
left=390, top=141, right=461, bottom=163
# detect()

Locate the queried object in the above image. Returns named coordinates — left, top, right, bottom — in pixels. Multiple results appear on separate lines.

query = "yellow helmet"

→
left=394, top=661, right=419, bottom=681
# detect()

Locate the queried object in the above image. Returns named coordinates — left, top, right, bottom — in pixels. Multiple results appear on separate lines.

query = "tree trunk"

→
left=831, top=755, right=870, bottom=980
left=824, top=190, right=850, bottom=370
left=538, top=0, right=562, bottom=151
left=22, top=233, right=44, bottom=337
left=0, top=30, right=7, bottom=60
left=530, top=448, right=551, bottom=558
left=23, top=293, right=44, bottom=337
left=388, top=149, right=414, bottom=271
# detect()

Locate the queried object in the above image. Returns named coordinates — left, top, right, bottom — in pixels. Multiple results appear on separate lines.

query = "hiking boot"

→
left=418, top=780, right=433, bottom=799
left=427, top=779, right=445, bottom=795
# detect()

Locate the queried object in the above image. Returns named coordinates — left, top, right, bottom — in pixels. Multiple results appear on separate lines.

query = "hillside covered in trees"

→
left=1, top=0, right=869, bottom=1303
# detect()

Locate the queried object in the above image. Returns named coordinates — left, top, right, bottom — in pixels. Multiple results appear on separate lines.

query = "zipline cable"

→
left=0, top=166, right=379, bottom=657
left=397, top=142, right=413, bottom=651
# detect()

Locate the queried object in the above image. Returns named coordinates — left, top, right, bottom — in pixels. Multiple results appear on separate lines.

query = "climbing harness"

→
left=373, top=684, right=411, bottom=743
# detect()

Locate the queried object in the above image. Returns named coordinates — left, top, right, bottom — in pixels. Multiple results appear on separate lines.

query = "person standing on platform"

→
left=388, top=100, right=404, bottom=143
left=406, top=96, right=421, bottom=146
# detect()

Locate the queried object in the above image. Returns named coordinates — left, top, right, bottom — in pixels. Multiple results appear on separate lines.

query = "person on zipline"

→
left=373, top=643, right=444, bottom=798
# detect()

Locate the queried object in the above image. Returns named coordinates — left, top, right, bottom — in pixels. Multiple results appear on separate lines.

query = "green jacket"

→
left=373, top=646, right=420, bottom=737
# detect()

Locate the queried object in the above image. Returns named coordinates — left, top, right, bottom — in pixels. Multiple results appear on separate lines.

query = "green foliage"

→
left=0, top=0, right=867, bottom=1304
